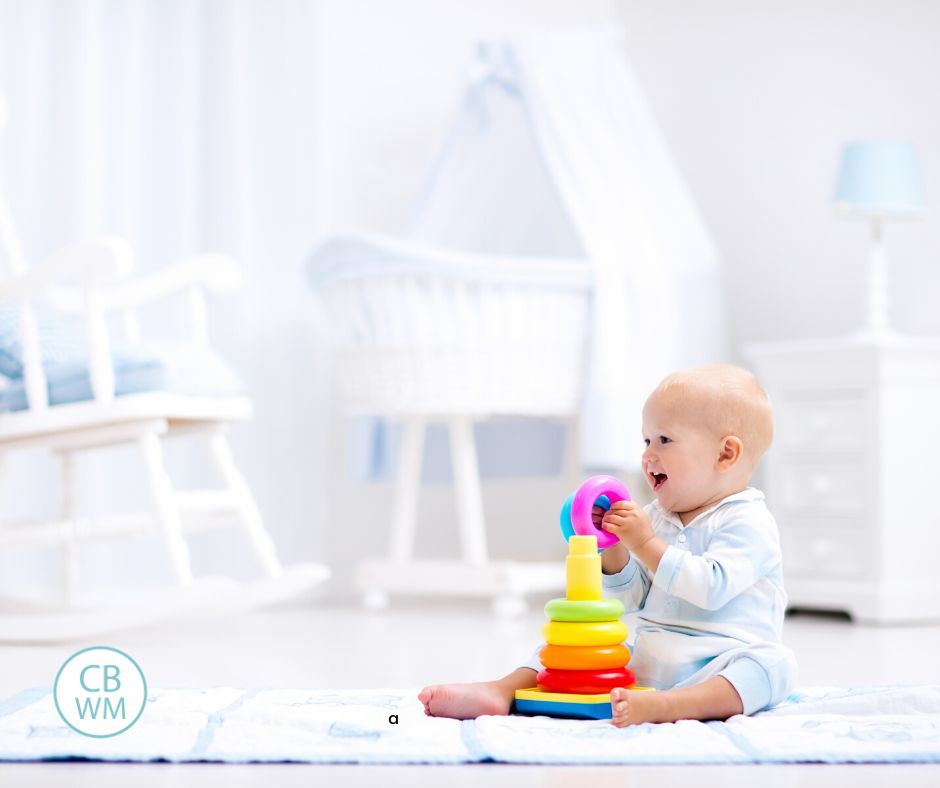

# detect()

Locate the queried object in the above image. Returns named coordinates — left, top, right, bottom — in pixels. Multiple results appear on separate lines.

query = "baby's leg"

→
left=419, top=667, right=537, bottom=720
left=610, top=676, right=743, bottom=727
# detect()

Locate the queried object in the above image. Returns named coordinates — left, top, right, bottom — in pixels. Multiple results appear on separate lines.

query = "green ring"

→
left=544, top=597, right=625, bottom=622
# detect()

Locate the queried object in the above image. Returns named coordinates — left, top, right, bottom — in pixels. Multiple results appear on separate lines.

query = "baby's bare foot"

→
left=418, top=681, right=514, bottom=720
left=610, top=686, right=671, bottom=727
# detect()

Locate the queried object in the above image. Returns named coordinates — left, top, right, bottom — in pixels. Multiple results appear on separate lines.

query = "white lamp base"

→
left=864, top=217, right=891, bottom=337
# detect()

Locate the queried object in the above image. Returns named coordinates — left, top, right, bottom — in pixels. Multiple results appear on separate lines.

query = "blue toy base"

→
left=513, top=688, right=613, bottom=720
left=513, top=686, right=655, bottom=720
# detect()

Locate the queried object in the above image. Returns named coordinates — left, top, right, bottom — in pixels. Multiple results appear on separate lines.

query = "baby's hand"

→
left=591, top=505, right=606, bottom=530
left=602, top=501, right=655, bottom=551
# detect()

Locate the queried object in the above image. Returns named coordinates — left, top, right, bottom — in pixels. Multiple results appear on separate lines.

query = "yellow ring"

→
left=541, top=619, right=628, bottom=647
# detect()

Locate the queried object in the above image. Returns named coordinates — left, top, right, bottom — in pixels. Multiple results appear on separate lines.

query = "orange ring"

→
left=539, top=644, right=631, bottom=671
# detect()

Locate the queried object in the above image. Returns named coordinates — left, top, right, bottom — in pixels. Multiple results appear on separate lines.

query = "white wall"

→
left=616, top=0, right=940, bottom=344
left=309, top=0, right=620, bottom=233
left=313, top=0, right=940, bottom=345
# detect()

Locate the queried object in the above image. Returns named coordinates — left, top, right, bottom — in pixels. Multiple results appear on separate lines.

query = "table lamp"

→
left=833, top=140, right=926, bottom=339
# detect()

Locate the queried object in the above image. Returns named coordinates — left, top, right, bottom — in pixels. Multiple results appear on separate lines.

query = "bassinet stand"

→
left=355, top=414, right=570, bottom=617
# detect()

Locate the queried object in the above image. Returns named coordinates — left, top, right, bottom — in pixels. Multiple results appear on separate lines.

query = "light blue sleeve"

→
left=652, top=518, right=779, bottom=610
left=602, top=556, right=650, bottom=613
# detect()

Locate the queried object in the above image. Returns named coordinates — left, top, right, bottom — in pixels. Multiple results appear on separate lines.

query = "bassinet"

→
left=307, top=233, right=592, bottom=613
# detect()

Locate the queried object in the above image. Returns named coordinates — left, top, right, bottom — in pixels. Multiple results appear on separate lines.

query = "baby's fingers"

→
left=608, top=500, right=638, bottom=513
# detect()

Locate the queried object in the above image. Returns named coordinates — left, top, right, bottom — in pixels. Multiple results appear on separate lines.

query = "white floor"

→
left=2, top=600, right=940, bottom=786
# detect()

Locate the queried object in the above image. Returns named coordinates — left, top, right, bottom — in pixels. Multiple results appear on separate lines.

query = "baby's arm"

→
left=601, top=540, right=630, bottom=575
left=594, top=504, right=631, bottom=575
left=597, top=504, right=654, bottom=610
left=649, top=518, right=777, bottom=610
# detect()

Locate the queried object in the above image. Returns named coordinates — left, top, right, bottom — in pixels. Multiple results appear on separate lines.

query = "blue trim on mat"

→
left=459, top=719, right=492, bottom=763
left=0, top=688, right=49, bottom=718
left=189, top=689, right=260, bottom=759
left=707, top=719, right=763, bottom=760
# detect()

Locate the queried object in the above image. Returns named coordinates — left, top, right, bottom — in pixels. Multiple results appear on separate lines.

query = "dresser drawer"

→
left=779, top=520, right=870, bottom=579
left=777, top=462, right=868, bottom=511
left=774, top=391, right=871, bottom=451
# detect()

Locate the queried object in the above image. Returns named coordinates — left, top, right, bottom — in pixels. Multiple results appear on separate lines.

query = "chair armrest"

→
left=44, top=253, right=241, bottom=353
left=96, top=254, right=242, bottom=312
left=0, top=236, right=133, bottom=303
left=0, top=237, right=131, bottom=411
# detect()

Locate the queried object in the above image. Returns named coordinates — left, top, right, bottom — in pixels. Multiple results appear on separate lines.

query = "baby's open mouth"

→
left=651, top=472, right=668, bottom=491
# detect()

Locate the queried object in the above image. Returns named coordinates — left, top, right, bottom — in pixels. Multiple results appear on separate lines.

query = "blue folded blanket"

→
left=0, top=345, right=244, bottom=412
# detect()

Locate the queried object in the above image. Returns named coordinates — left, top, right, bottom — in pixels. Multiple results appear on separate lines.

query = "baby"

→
left=419, top=363, right=796, bottom=726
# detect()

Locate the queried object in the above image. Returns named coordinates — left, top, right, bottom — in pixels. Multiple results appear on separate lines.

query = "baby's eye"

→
left=659, top=436, right=672, bottom=445
left=643, top=438, right=650, bottom=447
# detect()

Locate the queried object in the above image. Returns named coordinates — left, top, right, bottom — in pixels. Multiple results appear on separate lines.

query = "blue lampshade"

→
left=833, top=141, right=926, bottom=218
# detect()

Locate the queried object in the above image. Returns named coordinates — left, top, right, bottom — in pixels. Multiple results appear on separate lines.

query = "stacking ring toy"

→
left=542, top=619, right=628, bottom=647
left=571, top=475, right=631, bottom=550
left=544, top=597, right=625, bottom=622
left=539, top=644, right=632, bottom=671
left=559, top=493, right=610, bottom=546
left=537, top=667, right=637, bottom=695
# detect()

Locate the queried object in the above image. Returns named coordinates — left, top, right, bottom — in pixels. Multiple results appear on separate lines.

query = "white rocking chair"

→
left=0, top=109, right=328, bottom=643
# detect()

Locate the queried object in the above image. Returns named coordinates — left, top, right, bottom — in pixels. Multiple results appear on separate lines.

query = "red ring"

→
left=537, top=667, right=637, bottom=694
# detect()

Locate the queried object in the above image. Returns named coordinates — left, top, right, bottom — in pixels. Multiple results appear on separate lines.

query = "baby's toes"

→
left=610, top=713, right=629, bottom=728
left=417, top=686, right=434, bottom=714
left=609, top=693, right=629, bottom=726
left=610, top=704, right=629, bottom=727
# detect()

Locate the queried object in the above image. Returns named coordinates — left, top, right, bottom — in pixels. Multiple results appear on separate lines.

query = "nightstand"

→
left=747, top=336, right=940, bottom=623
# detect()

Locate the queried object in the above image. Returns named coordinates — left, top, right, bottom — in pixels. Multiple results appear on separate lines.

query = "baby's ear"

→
left=717, top=435, right=743, bottom=468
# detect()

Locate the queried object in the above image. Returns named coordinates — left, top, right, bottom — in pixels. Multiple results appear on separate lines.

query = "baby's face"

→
left=641, top=392, right=726, bottom=515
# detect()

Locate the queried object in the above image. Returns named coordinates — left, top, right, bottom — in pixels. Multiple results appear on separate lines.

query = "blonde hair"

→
left=651, top=364, right=773, bottom=463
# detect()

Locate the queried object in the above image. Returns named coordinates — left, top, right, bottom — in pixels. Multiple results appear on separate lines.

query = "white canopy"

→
left=405, top=29, right=725, bottom=469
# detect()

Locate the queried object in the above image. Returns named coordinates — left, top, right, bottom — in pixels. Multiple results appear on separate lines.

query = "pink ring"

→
left=571, top=475, right=631, bottom=549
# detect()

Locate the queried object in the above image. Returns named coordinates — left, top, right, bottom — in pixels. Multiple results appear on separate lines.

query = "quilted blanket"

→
left=1, top=685, right=939, bottom=764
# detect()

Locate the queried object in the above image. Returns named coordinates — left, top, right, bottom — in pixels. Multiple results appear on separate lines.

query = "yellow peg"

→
left=566, top=535, right=601, bottom=601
